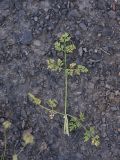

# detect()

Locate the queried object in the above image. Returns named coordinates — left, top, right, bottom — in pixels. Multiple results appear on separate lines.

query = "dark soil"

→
left=0, top=0, right=120, bottom=160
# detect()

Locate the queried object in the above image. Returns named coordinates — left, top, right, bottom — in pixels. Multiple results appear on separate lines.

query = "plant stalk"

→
left=64, top=51, right=67, bottom=115
left=63, top=51, right=69, bottom=135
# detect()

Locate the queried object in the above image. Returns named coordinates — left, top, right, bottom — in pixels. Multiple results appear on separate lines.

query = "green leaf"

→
left=77, top=65, right=88, bottom=73
left=47, top=99, right=58, bottom=108
left=54, top=42, right=63, bottom=52
left=84, top=134, right=90, bottom=142
left=69, top=113, right=84, bottom=132
left=84, top=130, right=91, bottom=142
left=79, top=113, right=85, bottom=122
left=91, top=135, right=100, bottom=147
left=28, top=93, right=41, bottom=105
left=90, top=127, right=95, bottom=136
left=84, top=127, right=95, bottom=142
left=74, top=65, right=88, bottom=75
left=47, top=58, right=63, bottom=72
left=67, top=64, right=88, bottom=76
left=66, top=69, right=74, bottom=76
left=59, top=33, right=71, bottom=43
left=65, top=44, right=76, bottom=53
left=70, top=63, right=76, bottom=68
left=54, top=32, right=76, bottom=54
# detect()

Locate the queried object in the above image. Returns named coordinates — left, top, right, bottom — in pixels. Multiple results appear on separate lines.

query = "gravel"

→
left=0, top=0, right=119, bottom=160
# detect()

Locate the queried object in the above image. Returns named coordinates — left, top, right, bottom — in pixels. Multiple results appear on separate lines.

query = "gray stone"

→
left=115, top=90, right=120, bottom=96
left=105, top=84, right=111, bottom=89
left=19, top=30, right=33, bottom=45
left=96, top=0, right=106, bottom=10
left=94, top=49, right=98, bottom=53
left=58, top=155, right=67, bottom=160
left=75, top=30, right=81, bottom=39
left=7, top=34, right=16, bottom=45
left=68, top=9, right=80, bottom=18
left=34, top=16, right=38, bottom=21
left=101, top=150, right=112, bottom=159
left=79, top=23, right=87, bottom=31
left=76, top=153, right=84, bottom=159
left=103, top=27, right=113, bottom=37
left=83, top=47, right=87, bottom=52
left=111, top=106, right=118, bottom=111
left=108, top=11, right=116, bottom=19
left=40, top=0, right=50, bottom=12
left=0, top=0, right=9, bottom=10
left=39, top=142, right=48, bottom=152
left=18, top=153, right=28, bottom=160
left=0, top=28, right=8, bottom=40
left=0, top=15, right=5, bottom=25
left=98, top=33, right=102, bottom=37
left=33, top=40, right=41, bottom=47
left=87, top=82, right=95, bottom=93
left=101, top=124, right=107, bottom=137
left=102, top=117, right=106, bottom=123
left=78, top=47, right=83, bottom=56
left=0, top=118, right=5, bottom=123
left=14, top=0, right=22, bottom=10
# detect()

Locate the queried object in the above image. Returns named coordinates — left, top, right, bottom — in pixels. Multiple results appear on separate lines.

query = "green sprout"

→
left=54, top=33, right=87, bottom=135
left=12, top=131, right=34, bottom=160
left=28, top=33, right=100, bottom=147
left=0, top=121, right=34, bottom=160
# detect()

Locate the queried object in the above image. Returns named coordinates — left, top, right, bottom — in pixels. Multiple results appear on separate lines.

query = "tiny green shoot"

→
left=28, top=33, right=100, bottom=147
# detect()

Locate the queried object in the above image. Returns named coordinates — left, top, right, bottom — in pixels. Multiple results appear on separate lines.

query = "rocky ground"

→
left=0, top=0, right=120, bottom=160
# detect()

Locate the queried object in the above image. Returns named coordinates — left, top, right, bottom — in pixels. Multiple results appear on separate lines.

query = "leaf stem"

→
left=37, top=103, right=88, bottom=131
left=38, top=104, right=75, bottom=119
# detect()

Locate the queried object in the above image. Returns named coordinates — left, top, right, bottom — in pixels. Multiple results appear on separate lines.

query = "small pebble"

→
left=34, top=17, right=38, bottom=21
left=78, top=47, right=83, bottom=56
